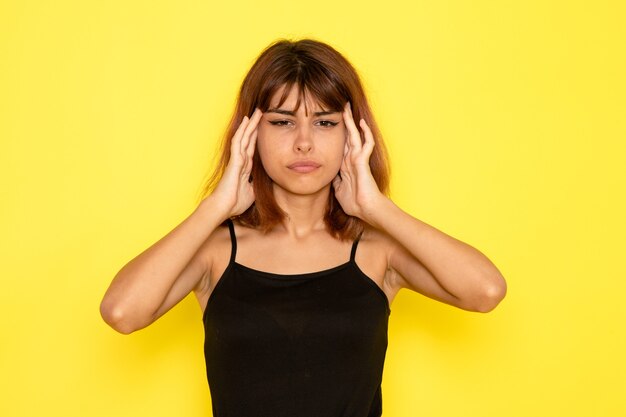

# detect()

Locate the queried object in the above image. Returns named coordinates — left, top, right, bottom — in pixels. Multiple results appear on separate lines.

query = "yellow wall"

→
left=1, top=0, right=624, bottom=416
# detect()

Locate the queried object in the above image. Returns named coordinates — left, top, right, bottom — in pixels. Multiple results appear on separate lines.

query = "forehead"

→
left=268, top=84, right=328, bottom=113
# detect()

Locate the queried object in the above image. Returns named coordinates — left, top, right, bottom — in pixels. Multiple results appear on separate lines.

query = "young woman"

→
left=100, top=38, right=507, bottom=416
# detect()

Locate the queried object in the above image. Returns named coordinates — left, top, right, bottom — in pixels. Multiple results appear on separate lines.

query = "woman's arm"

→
left=100, top=109, right=263, bottom=334
left=367, top=197, right=507, bottom=313
left=333, top=102, right=506, bottom=312
left=99, top=196, right=228, bottom=334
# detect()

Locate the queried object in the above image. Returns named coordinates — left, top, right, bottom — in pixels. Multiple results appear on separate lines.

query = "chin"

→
left=272, top=178, right=332, bottom=197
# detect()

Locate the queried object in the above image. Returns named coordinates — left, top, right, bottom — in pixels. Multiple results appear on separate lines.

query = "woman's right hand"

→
left=209, top=108, right=263, bottom=218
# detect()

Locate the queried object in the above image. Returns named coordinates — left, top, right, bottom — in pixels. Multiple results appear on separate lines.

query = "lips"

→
left=288, top=160, right=321, bottom=168
left=288, top=160, right=321, bottom=173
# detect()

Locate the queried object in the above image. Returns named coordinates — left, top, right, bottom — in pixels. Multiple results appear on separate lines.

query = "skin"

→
left=100, top=83, right=507, bottom=335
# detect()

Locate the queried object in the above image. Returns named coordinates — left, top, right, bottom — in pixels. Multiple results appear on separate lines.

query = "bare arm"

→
left=334, top=103, right=506, bottom=313
left=100, top=108, right=263, bottom=334
left=374, top=197, right=507, bottom=313
left=99, top=197, right=227, bottom=334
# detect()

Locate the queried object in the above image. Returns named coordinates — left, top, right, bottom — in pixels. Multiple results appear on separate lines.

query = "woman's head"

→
left=255, top=84, right=347, bottom=200
left=200, top=38, right=390, bottom=240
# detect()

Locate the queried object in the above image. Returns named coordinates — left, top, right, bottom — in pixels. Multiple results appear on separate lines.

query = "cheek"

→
left=321, top=141, right=345, bottom=183
left=328, top=135, right=347, bottom=166
left=257, top=123, right=287, bottom=149
left=255, top=132, right=287, bottom=181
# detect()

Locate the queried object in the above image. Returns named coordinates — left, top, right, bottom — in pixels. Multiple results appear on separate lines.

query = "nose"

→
left=293, top=125, right=313, bottom=153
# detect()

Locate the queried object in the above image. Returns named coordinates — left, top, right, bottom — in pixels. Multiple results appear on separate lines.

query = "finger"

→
left=241, top=108, right=263, bottom=151
left=231, top=115, right=249, bottom=155
left=343, top=101, right=362, bottom=151
left=237, top=110, right=261, bottom=179
left=332, top=174, right=341, bottom=190
left=359, top=119, right=376, bottom=158
left=342, top=102, right=357, bottom=147
left=242, top=130, right=257, bottom=175
left=340, top=153, right=350, bottom=177
left=343, top=137, right=354, bottom=172
left=246, top=129, right=258, bottom=160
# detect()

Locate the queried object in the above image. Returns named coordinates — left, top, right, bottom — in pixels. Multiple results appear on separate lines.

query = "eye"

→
left=317, top=120, right=339, bottom=128
left=269, top=120, right=292, bottom=126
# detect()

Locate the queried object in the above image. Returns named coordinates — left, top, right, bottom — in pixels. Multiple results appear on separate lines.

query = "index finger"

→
left=240, top=108, right=263, bottom=151
left=343, top=101, right=362, bottom=151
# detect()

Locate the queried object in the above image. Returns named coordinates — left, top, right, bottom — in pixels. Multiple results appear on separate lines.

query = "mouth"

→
left=289, top=166, right=319, bottom=173
left=287, top=161, right=321, bottom=173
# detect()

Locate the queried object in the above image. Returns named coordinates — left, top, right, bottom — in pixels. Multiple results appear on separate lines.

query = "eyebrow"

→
left=266, top=108, right=339, bottom=116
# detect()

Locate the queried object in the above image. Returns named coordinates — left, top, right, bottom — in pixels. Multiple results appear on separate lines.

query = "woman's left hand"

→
left=332, top=102, right=387, bottom=225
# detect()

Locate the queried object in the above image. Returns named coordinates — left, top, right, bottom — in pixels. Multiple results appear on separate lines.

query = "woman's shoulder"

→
left=207, top=217, right=253, bottom=242
left=360, top=223, right=393, bottom=245
left=208, top=217, right=263, bottom=255
left=195, top=219, right=237, bottom=270
left=358, top=223, right=396, bottom=263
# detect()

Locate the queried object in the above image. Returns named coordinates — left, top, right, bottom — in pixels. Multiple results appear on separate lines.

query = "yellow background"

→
left=1, top=0, right=624, bottom=416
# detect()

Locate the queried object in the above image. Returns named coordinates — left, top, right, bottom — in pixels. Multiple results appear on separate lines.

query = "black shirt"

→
left=203, top=218, right=391, bottom=416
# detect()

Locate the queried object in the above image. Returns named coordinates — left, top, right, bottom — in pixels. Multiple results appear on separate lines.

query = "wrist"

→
left=363, top=195, right=394, bottom=229
left=195, top=195, right=230, bottom=225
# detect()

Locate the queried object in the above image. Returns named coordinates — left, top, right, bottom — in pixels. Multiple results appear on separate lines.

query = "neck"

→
left=272, top=184, right=330, bottom=239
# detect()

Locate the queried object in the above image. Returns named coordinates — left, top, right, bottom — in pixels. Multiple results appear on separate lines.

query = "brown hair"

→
left=197, top=38, right=391, bottom=241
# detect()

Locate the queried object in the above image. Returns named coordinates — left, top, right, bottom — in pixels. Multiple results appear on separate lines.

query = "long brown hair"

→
left=198, top=38, right=390, bottom=241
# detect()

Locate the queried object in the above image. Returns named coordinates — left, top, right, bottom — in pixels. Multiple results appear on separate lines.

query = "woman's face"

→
left=256, top=85, right=346, bottom=196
